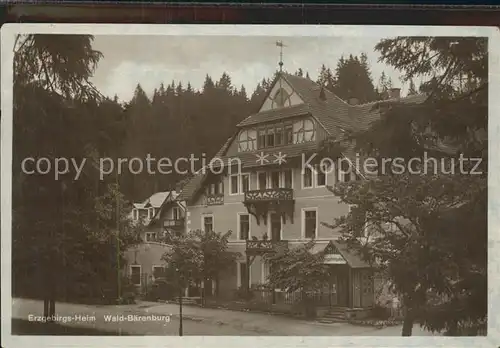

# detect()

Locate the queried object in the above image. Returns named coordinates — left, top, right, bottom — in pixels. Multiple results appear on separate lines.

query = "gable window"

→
left=293, top=119, right=315, bottom=143
left=238, top=213, right=250, bottom=240
left=230, top=174, right=239, bottom=195
left=258, top=172, right=268, bottom=190
left=303, top=209, right=318, bottom=239
left=133, top=209, right=139, bottom=221
left=203, top=215, right=214, bottom=232
left=256, top=119, right=315, bottom=150
left=272, top=88, right=291, bottom=108
left=208, top=180, right=223, bottom=195
left=130, top=265, right=141, bottom=286
left=241, top=173, right=250, bottom=193
left=275, top=126, right=283, bottom=146
left=303, top=167, right=313, bottom=188
left=145, top=232, right=157, bottom=242
left=283, top=169, right=293, bottom=188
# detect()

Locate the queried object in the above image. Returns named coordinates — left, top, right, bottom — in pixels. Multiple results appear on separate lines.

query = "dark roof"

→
left=237, top=103, right=311, bottom=127
left=176, top=172, right=206, bottom=203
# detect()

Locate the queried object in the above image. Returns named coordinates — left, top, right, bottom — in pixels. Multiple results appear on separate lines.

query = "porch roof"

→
left=311, top=240, right=371, bottom=269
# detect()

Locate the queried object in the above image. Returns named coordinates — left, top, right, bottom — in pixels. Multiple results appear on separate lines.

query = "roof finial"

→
left=276, top=40, right=286, bottom=73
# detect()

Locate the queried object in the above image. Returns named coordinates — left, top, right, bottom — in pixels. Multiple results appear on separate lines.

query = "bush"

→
left=234, top=286, right=254, bottom=300
left=372, top=305, right=391, bottom=320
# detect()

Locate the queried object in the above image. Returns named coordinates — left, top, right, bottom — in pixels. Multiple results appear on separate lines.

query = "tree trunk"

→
left=402, top=308, right=414, bottom=336
left=178, top=287, right=183, bottom=336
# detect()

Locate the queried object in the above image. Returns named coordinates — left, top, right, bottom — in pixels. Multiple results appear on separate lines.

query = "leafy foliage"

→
left=323, top=36, right=487, bottom=336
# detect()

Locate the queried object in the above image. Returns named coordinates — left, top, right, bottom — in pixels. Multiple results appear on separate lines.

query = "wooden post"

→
left=246, top=254, right=251, bottom=297
left=178, top=287, right=183, bottom=336
left=348, top=267, right=352, bottom=308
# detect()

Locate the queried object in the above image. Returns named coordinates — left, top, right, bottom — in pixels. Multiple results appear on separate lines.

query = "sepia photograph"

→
left=1, top=24, right=496, bottom=346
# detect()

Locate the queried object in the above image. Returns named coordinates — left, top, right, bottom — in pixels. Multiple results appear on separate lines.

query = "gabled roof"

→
left=309, top=240, right=370, bottom=269
left=176, top=172, right=207, bottom=204
left=133, top=191, right=177, bottom=210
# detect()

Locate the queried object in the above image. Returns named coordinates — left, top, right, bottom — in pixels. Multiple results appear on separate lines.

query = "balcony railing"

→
left=244, top=188, right=294, bottom=203
left=206, top=193, right=224, bottom=206
left=163, top=219, right=184, bottom=228
left=246, top=239, right=289, bottom=254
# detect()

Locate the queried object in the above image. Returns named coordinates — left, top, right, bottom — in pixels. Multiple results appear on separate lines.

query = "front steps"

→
left=317, top=307, right=349, bottom=323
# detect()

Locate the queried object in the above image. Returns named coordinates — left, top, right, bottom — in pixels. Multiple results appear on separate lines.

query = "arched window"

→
left=238, top=129, right=257, bottom=152
left=272, top=88, right=290, bottom=108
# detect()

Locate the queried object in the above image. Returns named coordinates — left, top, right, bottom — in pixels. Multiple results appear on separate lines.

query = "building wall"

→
left=124, top=242, right=171, bottom=291
left=187, top=166, right=352, bottom=241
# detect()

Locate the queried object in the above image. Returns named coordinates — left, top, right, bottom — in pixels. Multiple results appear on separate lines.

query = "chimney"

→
left=348, top=97, right=359, bottom=105
left=319, top=86, right=326, bottom=101
left=388, top=88, right=401, bottom=99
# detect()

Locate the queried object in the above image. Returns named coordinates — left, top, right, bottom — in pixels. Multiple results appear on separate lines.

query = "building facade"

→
left=176, top=73, right=419, bottom=310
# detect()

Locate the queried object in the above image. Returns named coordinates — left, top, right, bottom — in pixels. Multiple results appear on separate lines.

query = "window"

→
left=340, top=160, right=352, bottom=182
left=284, top=124, right=293, bottom=145
left=256, top=119, right=315, bottom=150
left=238, top=129, right=257, bottom=152
left=273, top=88, right=290, bottom=108
left=133, top=209, right=139, bottom=221
left=145, top=232, right=157, bottom=242
left=237, top=262, right=250, bottom=289
left=241, top=173, right=250, bottom=193
left=258, top=129, right=267, bottom=149
left=266, top=128, right=275, bottom=147
left=316, top=164, right=327, bottom=187
left=238, top=213, right=250, bottom=240
left=130, top=265, right=141, bottom=286
left=208, top=180, right=223, bottom=195
left=258, top=172, right=268, bottom=189
left=172, top=206, right=181, bottom=220
left=203, top=215, right=214, bottom=232
left=230, top=174, right=239, bottom=195
left=282, top=169, right=293, bottom=188
left=270, top=171, right=281, bottom=188
left=148, top=208, right=155, bottom=219
left=303, top=167, right=313, bottom=188
left=303, top=209, right=317, bottom=239
left=152, top=266, right=165, bottom=280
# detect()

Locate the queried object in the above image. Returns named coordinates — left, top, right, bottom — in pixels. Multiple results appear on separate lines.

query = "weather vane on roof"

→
left=276, top=40, right=286, bottom=73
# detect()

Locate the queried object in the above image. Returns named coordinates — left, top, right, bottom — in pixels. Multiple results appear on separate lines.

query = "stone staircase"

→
left=317, top=307, right=349, bottom=323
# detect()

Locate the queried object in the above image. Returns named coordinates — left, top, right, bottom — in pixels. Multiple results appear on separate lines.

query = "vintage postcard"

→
left=1, top=24, right=498, bottom=347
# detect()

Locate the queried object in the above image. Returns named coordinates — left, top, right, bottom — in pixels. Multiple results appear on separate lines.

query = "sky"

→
left=90, top=35, right=409, bottom=102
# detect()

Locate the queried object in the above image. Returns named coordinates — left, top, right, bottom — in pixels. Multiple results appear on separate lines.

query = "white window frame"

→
left=256, top=171, right=268, bottom=190
left=148, top=207, right=156, bottom=219
left=236, top=261, right=252, bottom=288
left=130, top=265, right=142, bottom=286
left=172, top=206, right=181, bottom=220
left=281, top=169, right=294, bottom=189
left=240, top=173, right=251, bottom=193
left=201, top=214, right=215, bottom=233
left=301, top=207, right=319, bottom=240
left=301, top=166, right=314, bottom=189
left=132, top=209, right=138, bottom=221
left=229, top=174, right=240, bottom=196
left=151, top=265, right=165, bottom=281
left=269, top=170, right=282, bottom=189
left=315, top=164, right=328, bottom=188
left=237, top=213, right=251, bottom=241
left=268, top=213, right=284, bottom=241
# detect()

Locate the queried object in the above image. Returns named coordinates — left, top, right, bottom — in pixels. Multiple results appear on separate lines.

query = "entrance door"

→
left=337, top=274, right=349, bottom=306
left=270, top=213, right=282, bottom=241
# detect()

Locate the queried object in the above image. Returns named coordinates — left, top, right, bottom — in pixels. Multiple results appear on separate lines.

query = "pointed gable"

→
left=259, top=75, right=304, bottom=112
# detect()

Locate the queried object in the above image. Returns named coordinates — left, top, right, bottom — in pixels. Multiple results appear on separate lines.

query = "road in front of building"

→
left=12, top=298, right=439, bottom=336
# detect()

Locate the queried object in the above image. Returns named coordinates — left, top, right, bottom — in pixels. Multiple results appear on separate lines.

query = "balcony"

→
left=246, top=239, right=289, bottom=255
left=163, top=219, right=184, bottom=228
left=244, top=188, right=293, bottom=203
left=243, top=188, right=295, bottom=225
left=206, top=193, right=224, bottom=206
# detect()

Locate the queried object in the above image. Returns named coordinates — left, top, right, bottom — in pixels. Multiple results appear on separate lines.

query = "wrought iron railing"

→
left=244, top=188, right=293, bottom=202
left=246, top=239, right=288, bottom=254
left=206, top=193, right=224, bottom=206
